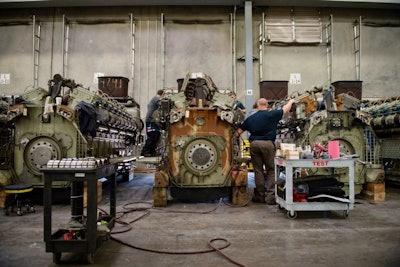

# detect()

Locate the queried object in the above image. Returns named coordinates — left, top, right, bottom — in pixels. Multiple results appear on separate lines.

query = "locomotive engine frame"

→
left=1, top=75, right=142, bottom=188
left=274, top=85, right=384, bottom=195
left=152, top=73, right=248, bottom=207
left=361, top=96, right=400, bottom=184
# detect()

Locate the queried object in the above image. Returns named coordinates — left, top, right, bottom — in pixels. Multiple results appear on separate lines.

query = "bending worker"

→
left=141, top=89, right=165, bottom=157
left=235, top=98, right=295, bottom=204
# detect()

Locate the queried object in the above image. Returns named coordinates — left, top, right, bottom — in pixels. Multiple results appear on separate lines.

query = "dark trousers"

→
left=141, top=122, right=161, bottom=156
left=250, top=140, right=276, bottom=202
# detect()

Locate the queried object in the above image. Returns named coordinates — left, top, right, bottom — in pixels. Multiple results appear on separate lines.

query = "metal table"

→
left=42, top=164, right=116, bottom=263
left=275, top=158, right=355, bottom=219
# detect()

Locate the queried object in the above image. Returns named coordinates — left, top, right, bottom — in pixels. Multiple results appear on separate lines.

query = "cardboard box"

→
left=280, top=143, right=296, bottom=151
left=363, top=182, right=385, bottom=193
left=286, top=150, right=300, bottom=160
left=363, top=191, right=386, bottom=203
left=362, top=182, right=385, bottom=203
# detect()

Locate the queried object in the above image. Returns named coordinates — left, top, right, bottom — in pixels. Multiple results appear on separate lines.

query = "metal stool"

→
left=4, top=184, right=36, bottom=216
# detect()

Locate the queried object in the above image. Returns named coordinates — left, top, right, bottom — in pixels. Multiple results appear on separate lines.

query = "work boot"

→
left=266, top=195, right=276, bottom=205
left=252, top=188, right=265, bottom=203
left=252, top=196, right=265, bottom=203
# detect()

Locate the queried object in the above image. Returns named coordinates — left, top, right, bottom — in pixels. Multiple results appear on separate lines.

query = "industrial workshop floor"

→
left=1, top=171, right=400, bottom=267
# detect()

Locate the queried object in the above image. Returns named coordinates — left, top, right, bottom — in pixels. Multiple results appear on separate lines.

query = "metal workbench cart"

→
left=275, top=158, right=355, bottom=219
left=42, top=163, right=116, bottom=263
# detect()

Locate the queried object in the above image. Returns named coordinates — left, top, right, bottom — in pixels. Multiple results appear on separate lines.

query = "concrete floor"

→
left=1, top=171, right=400, bottom=267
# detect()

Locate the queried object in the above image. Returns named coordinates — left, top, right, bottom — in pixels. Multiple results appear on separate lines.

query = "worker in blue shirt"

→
left=235, top=98, right=295, bottom=204
left=229, top=91, right=246, bottom=114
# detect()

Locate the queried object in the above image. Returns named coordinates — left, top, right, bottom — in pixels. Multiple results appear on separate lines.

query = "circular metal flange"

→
left=183, top=138, right=219, bottom=175
left=24, top=136, right=62, bottom=175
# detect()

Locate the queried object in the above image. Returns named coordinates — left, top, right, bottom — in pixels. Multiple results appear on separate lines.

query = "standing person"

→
left=235, top=98, right=295, bottom=204
left=140, top=89, right=165, bottom=157
left=229, top=92, right=246, bottom=114
left=248, top=101, right=258, bottom=116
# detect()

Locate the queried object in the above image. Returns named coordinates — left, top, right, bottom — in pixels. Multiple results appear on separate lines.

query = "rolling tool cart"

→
left=275, top=158, right=355, bottom=219
left=42, top=160, right=116, bottom=264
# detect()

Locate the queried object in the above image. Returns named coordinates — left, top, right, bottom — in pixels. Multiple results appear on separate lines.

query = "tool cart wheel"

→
left=87, top=252, right=95, bottom=264
left=286, top=210, right=297, bottom=219
left=53, top=252, right=61, bottom=264
left=26, top=205, right=36, bottom=213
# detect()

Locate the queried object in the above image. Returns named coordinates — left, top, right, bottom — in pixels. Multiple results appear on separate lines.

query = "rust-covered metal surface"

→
left=151, top=73, right=247, bottom=206
left=168, top=108, right=232, bottom=184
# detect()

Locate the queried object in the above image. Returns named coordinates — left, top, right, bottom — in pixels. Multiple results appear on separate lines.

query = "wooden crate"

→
left=83, top=181, right=102, bottom=208
left=362, top=182, right=385, bottom=203
left=259, top=80, right=288, bottom=100
left=332, top=80, right=362, bottom=100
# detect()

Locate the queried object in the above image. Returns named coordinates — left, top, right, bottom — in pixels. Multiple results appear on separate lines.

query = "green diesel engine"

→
left=1, top=75, right=142, bottom=187
left=361, top=96, right=400, bottom=184
left=275, top=85, right=384, bottom=194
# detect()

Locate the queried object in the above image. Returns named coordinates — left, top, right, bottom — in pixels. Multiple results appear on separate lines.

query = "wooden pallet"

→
left=134, top=167, right=156, bottom=173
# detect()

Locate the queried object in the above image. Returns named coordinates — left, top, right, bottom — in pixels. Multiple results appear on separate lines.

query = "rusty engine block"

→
left=151, top=73, right=248, bottom=207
